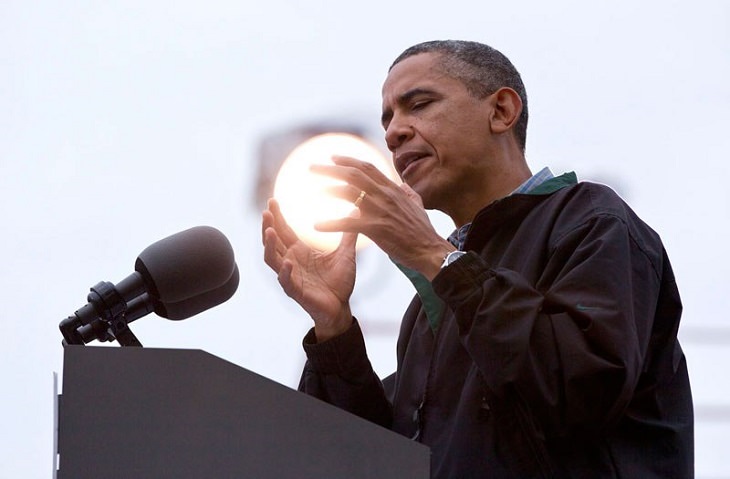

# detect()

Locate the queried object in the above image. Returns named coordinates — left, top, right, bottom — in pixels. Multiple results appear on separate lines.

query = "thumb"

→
left=338, top=230, right=359, bottom=253
left=337, top=207, right=360, bottom=252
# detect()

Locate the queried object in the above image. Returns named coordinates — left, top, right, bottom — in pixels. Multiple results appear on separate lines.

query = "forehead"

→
left=381, top=52, right=463, bottom=102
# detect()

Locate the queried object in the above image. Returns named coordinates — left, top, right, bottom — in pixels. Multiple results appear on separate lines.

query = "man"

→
left=262, top=40, right=693, bottom=478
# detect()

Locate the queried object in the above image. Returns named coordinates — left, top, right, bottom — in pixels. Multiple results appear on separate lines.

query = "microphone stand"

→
left=59, top=281, right=148, bottom=347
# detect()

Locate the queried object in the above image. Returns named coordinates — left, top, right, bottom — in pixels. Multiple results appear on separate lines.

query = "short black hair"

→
left=390, top=40, right=528, bottom=151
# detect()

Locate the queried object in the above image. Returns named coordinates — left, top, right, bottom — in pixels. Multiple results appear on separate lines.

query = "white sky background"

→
left=1, top=1, right=728, bottom=477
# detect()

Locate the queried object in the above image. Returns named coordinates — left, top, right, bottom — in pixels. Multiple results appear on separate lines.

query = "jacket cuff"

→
left=302, top=318, right=369, bottom=375
left=433, top=251, right=494, bottom=299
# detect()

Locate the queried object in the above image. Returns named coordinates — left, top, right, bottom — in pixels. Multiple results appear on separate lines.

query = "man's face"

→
left=381, top=52, right=495, bottom=212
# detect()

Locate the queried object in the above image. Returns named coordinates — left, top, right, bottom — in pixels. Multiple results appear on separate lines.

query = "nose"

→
left=384, top=114, right=414, bottom=152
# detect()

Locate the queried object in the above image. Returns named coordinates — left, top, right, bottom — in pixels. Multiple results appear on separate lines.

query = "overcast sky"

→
left=1, top=1, right=728, bottom=477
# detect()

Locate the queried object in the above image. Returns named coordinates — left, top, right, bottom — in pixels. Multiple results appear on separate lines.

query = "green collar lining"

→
left=526, top=171, right=577, bottom=195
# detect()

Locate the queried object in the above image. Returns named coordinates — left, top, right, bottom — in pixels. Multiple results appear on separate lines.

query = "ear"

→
left=489, top=87, right=522, bottom=135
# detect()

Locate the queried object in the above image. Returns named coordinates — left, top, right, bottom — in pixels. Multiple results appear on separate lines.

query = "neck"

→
left=447, top=159, right=531, bottom=227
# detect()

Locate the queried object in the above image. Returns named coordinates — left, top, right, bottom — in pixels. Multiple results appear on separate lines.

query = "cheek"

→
left=415, top=118, right=452, bottom=156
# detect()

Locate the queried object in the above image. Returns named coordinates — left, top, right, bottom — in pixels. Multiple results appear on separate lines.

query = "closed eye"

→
left=411, top=100, right=432, bottom=111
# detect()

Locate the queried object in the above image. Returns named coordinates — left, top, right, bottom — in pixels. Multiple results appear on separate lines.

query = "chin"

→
left=415, top=190, right=437, bottom=210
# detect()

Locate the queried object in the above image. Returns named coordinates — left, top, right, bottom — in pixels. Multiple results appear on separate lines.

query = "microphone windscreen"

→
left=154, top=264, right=239, bottom=320
left=135, top=226, right=236, bottom=303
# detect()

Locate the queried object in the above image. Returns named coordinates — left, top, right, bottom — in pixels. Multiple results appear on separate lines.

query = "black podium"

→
left=56, top=346, right=430, bottom=478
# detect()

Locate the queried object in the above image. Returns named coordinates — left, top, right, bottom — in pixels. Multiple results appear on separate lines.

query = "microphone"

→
left=134, top=226, right=236, bottom=303
left=59, top=226, right=238, bottom=346
left=155, top=264, right=240, bottom=320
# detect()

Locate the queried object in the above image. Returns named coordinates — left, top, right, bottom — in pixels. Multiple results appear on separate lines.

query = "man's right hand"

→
left=262, top=198, right=356, bottom=342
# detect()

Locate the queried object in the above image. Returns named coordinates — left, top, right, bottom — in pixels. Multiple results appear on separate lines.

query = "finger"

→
left=338, top=230, right=358, bottom=253
left=335, top=207, right=360, bottom=252
left=277, top=259, right=300, bottom=300
left=331, top=155, right=395, bottom=186
left=262, top=209, right=275, bottom=246
left=323, top=184, right=368, bottom=205
left=310, top=161, right=380, bottom=191
left=314, top=216, right=360, bottom=233
left=262, top=226, right=286, bottom=272
left=309, top=163, right=363, bottom=186
left=314, top=204, right=366, bottom=234
left=267, top=198, right=300, bottom=247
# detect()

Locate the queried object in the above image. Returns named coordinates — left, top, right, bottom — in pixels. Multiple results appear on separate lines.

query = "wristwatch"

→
left=441, top=250, right=466, bottom=269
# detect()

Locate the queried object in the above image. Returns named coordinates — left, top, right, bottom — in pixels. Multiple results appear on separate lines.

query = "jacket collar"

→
left=462, top=172, right=577, bottom=252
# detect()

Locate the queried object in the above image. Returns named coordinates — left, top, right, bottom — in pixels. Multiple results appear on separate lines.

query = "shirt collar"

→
left=511, top=166, right=554, bottom=195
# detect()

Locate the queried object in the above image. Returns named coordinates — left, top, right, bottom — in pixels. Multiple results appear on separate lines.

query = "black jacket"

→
left=300, top=175, right=693, bottom=478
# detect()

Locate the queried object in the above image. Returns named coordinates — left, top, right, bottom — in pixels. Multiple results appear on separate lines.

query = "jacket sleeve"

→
left=432, top=211, right=662, bottom=437
left=298, top=318, right=393, bottom=428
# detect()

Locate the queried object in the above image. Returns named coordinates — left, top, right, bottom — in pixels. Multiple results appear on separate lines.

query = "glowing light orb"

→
left=273, top=133, right=396, bottom=251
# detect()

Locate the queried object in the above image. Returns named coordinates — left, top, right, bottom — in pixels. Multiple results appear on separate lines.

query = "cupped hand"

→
left=262, top=198, right=356, bottom=341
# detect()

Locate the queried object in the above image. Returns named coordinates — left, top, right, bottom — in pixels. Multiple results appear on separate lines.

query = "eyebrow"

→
left=381, top=87, right=437, bottom=128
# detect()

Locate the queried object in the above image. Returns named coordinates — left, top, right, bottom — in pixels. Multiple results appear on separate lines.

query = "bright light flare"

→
left=273, top=133, right=397, bottom=251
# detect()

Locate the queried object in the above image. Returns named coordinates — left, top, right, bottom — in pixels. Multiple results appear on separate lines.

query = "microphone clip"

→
left=59, top=281, right=144, bottom=347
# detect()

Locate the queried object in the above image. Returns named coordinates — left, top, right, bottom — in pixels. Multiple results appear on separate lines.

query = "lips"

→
left=395, top=151, right=428, bottom=178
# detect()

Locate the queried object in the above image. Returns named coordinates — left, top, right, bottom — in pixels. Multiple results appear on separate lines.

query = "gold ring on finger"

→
left=354, top=190, right=367, bottom=208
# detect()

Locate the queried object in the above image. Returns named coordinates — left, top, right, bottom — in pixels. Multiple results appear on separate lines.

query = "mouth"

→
left=396, top=152, right=428, bottom=178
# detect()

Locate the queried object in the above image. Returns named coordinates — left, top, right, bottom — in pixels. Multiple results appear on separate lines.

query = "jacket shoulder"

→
left=548, top=181, right=666, bottom=269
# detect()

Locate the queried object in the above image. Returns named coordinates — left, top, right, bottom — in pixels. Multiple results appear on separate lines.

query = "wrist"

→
left=419, top=244, right=458, bottom=281
left=424, top=249, right=465, bottom=280
left=314, top=306, right=353, bottom=342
